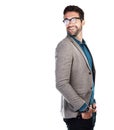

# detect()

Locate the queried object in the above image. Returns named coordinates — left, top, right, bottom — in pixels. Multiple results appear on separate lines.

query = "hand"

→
left=81, top=106, right=93, bottom=119
left=81, top=104, right=97, bottom=119
left=92, top=103, right=97, bottom=113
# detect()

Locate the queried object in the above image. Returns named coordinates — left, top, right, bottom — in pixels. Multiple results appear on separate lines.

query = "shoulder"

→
left=56, top=36, right=72, bottom=52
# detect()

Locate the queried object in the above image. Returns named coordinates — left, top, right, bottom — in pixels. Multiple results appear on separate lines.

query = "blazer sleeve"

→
left=55, top=42, right=86, bottom=111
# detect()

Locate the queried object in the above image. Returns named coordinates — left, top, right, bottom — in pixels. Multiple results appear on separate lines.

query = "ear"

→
left=82, top=20, right=85, bottom=26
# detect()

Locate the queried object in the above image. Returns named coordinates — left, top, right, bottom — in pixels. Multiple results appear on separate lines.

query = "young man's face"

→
left=63, top=11, right=85, bottom=37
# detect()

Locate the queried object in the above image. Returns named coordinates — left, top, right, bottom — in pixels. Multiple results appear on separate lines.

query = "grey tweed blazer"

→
left=55, top=35, right=96, bottom=119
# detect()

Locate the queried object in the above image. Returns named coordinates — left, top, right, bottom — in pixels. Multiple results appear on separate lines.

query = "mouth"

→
left=67, top=28, right=76, bottom=34
left=68, top=27, right=75, bottom=31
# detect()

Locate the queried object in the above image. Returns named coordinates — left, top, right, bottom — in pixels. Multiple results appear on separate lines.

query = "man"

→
left=55, top=5, right=97, bottom=130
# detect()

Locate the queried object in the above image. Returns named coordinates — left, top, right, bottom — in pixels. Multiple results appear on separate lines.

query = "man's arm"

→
left=55, top=42, right=86, bottom=111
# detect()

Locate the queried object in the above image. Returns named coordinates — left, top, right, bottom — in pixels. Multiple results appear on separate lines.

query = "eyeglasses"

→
left=63, top=17, right=81, bottom=26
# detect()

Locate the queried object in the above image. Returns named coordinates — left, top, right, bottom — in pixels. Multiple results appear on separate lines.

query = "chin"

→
left=69, top=32, right=75, bottom=36
left=68, top=30, right=75, bottom=34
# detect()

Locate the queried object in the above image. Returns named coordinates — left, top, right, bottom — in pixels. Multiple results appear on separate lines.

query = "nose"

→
left=67, top=21, right=74, bottom=27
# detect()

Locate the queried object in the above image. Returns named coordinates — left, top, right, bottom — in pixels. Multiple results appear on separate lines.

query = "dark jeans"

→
left=63, top=112, right=96, bottom=130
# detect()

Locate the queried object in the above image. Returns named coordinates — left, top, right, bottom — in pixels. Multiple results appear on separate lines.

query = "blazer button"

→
left=89, top=72, right=91, bottom=75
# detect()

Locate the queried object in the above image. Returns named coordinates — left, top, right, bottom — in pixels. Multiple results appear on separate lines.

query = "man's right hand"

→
left=81, top=106, right=93, bottom=119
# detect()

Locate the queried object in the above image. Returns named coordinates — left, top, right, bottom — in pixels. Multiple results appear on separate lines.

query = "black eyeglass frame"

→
left=63, top=17, right=82, bottom=24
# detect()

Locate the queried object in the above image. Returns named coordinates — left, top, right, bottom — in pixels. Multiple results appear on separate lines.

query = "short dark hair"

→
left=63, top=5, right=84, bottom=20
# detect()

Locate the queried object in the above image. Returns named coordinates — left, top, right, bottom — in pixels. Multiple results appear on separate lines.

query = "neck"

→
left=75, top=32, right=83, bottom=42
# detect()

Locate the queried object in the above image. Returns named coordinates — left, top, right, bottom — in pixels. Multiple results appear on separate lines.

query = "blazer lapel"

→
left=68, top=36, right=91, bottom=71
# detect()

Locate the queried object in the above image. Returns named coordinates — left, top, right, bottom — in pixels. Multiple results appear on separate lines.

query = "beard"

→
left=67, top=25, right=82, bottom=37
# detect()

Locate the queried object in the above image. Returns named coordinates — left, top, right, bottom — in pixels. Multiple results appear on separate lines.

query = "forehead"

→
left=64, top=11, right=79, bottom=19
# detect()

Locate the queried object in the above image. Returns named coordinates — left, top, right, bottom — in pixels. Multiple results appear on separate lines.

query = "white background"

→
left=0, top=0, right=114, bottom=130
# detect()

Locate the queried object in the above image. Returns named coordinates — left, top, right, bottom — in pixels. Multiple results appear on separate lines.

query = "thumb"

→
left=89, top=105, right=93, bottom=112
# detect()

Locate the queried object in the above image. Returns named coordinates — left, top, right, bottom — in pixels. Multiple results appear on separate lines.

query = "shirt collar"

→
left=68, top=33, right=86, bottom=45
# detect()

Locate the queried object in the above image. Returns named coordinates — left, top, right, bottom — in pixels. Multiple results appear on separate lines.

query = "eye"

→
left=71, top=18, right=77, bottom=23
left=63, top=19, right=69, bottom=25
